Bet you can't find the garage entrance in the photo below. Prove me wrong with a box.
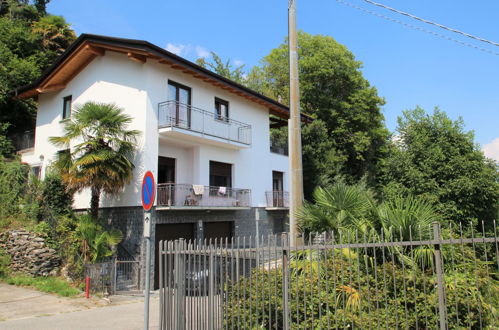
[203,221,233,241]
[154,223,195,289]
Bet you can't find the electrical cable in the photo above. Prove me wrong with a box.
[334,0,499,57]
[363,0,499,48]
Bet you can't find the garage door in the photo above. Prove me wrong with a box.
[154,223,195,289]
[203,221,233,241]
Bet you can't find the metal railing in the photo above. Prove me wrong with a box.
[270,135,288,155]
[157,183,251,208]
[114,258,140,292]
[13,130,35,151]
[158,221,499,329]
[158,100,252,145]
[265,191,289,208]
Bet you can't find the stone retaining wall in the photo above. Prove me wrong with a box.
[0,230,60,277]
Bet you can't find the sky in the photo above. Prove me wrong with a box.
[47,0,499,160]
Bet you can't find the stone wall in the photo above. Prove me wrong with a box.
[0,230,60,277]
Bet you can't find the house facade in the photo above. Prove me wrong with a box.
[16,34,303,287]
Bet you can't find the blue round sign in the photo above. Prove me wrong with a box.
[141,171,155,211]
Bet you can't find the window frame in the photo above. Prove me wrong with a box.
[214,97,229,122]
[62,95,72,120]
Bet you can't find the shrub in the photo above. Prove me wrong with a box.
[225,250,497,329]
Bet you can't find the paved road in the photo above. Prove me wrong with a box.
[0,282,159,329]
[0,296,160,330]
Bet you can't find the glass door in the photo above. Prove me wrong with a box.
[168,81,191,128]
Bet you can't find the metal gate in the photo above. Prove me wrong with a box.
[114,258,140,292]
[158,222,498,330]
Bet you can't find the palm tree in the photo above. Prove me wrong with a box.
[50,102,139,219]
[76,215,123,263]
[297,182,376,234]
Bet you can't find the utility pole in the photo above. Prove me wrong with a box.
[288,0,303,247]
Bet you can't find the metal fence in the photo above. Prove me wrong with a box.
[85,258,140,295]
[84,259,115,295]
[158,100,252,145]
[158,221,498,329]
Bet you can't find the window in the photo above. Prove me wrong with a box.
[62,95,72,120]
[215,98,229,121]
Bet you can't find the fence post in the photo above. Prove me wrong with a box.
[208,242,215,330]
[174,239,186,330]
[433,222,447,330]
[159,240,164,330]
[282,233,290,330]
[113,256,117,295]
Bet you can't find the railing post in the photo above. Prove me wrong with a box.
[208,243,215,330]
[433,222,447,330]
[174,239,186,330]
[168,184,172,206]
[282,233,290,330]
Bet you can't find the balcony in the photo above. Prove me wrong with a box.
[158,101,251,148]
[270,136,288,156]
[13,130,35,152]
[265,191,289,209]
[156,183,251,210]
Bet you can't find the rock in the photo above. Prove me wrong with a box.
[0,230,61,277]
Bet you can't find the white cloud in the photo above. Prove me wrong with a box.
[195,46,210,58]
[483,137,499,162]
[233,59,244,66]
[165,43,190,56]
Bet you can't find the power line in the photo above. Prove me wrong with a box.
[363,0,499,48]
[334,0,499,57]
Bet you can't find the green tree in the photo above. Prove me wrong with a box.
[248,32,389,198]
[378,107,499,226]
[196,51,246,84]
[49,102,139,219]
[0,1,75,142]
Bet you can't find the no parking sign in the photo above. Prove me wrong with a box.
[141,171,155,211]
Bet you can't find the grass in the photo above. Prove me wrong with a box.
[3,275,80,297]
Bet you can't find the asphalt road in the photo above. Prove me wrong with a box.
[0,282,159,330]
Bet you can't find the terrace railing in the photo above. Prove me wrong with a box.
[158,101,252,145]
[265,191,289,208]
[157,183,251,208]
[13,130,35,151]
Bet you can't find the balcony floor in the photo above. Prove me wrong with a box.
[159,127,249,150]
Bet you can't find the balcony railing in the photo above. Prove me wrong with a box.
[13,130,35,151]
[270,135,288,155]
[158,101,252,145]
[265,191,289,208]
[157,183,251,208]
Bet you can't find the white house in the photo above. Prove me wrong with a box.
[15,34,308,287]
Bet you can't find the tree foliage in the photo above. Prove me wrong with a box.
[378,107,499,226]
[196,51,246,84]
[0,0,75,140]
[248,32,389,198]
[50,102,139,219]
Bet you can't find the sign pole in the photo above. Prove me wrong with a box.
[141,171,155,330]
[143,211,151,330]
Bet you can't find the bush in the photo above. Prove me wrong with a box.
[225,250,497,329]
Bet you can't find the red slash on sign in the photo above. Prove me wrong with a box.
[141,171,155,211]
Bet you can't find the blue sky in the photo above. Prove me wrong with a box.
[47,0,499,159]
